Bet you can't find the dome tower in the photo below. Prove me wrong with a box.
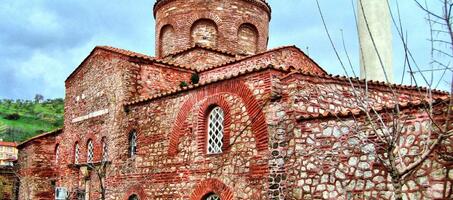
[154,0,271,58]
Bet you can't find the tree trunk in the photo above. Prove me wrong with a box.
[391,175,403,200]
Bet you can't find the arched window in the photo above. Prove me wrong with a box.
[160,24,175,56]
[55,144,60,164]
[238,23,259,55]
[207,107,224,154]
[204,193,221,200]
[191,19,218,47]
[128,194,139,200]
[102,137,108,162]
[87,140,94,163]
[129,131,137,158]
[74,142,80,164]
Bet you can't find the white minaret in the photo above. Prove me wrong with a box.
[357,0,393,82]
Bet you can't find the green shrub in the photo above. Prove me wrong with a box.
[179,81,188,88]
[4,113,20,120]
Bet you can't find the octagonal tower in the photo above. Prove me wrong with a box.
[154,0,271,57]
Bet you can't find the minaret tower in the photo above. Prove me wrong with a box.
[153,0,271,58]
[357,0,393,82]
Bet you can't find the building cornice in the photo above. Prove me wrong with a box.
[153,0,272,20]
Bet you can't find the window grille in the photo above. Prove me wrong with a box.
[74,143,80,164]
[207,107,224,154]
[129,131,137,157]
[87,140,94,163]
[205,194,221,200]
[102,138,108,162]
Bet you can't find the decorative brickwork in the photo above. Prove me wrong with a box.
[155,0,270,57]
[189,179,234,200]
[167,79,269,156]
[196,95,232,155]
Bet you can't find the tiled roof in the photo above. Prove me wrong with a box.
[197,45,328,74]
[162,44,238,58]
[124,64,448,107]
[66,46,196,82]
[0,141,17,147]
[17,128,62,148]
[296,97,449,121]
[283,72,449,95]
[96,46,196,71]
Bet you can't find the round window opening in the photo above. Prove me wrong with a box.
[128,194,139,200]
[205,193,220,200]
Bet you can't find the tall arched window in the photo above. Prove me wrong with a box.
[160,24,175,56]
[55,144,60,164]
[238,23,259,55]
[204,193,221,200]
[87,140,94,163]
[102,137,108,162]
[207,107,224,154]
[74,142,80,164]
[191,19,218,47]
[129,131,137,158]
[128,194,139,200]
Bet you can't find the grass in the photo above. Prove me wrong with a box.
[0,98,64,142]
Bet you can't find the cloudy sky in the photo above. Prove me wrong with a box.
[0,0,450,100]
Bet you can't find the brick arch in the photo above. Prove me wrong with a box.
[233,17,268,53]
[168,80,268,156]
[123,184,146,200]
[196,95,232,155]
[159,24,176,56]
[190,179,234,200]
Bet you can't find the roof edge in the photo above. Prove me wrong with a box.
[17,128,63,148]
[296,98,449,121]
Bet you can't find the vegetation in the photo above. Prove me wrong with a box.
[0,96,64,142]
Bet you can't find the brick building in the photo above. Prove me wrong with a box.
[16,0,452,199]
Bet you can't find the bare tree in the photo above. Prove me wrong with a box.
[314,0,453,199]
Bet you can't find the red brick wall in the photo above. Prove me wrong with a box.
[154,0,270,57]
[137,63,193,98]
[17,132,59,200]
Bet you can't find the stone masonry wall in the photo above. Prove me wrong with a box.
[267,72,451,199]
[154,0,270,57]
[285,112,452,199]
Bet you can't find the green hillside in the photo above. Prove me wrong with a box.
[0,97,64,142]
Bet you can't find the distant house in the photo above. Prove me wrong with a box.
[0,141,17,167]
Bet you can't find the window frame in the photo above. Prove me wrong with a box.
[128,131,137,158]
[102,137,108,162]
[207,106,225,155]
[55,144,60,164]
[204,193,221,200]
[87,139,94,163]
[74,142,80,164]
